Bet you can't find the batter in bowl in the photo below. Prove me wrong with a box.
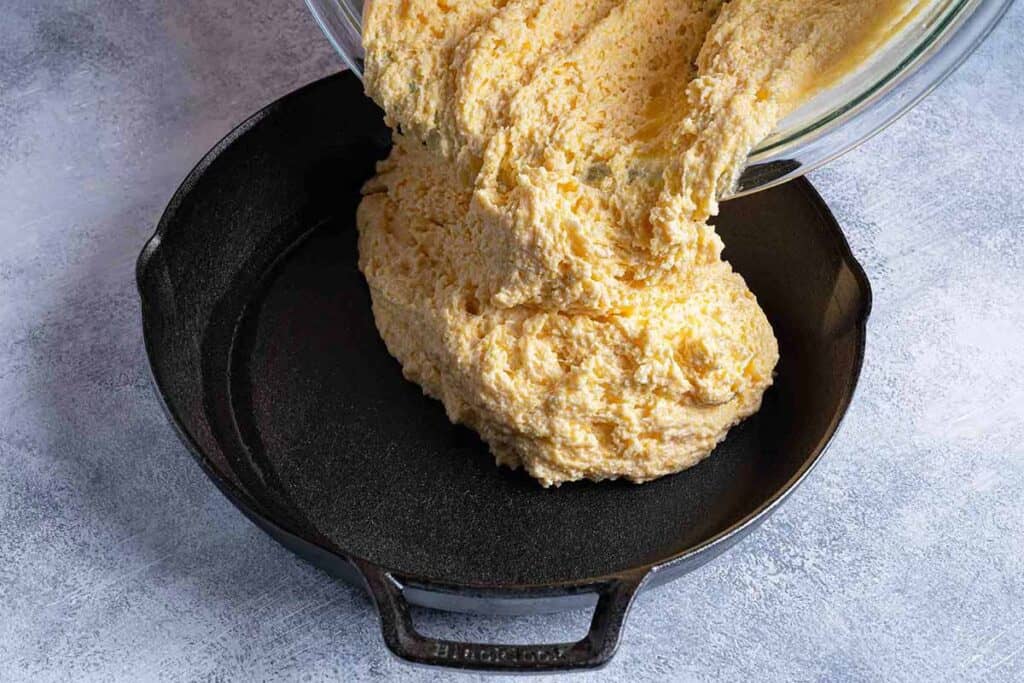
[356,0,915,486]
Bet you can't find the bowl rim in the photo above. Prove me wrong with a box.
[303,0,1014,197]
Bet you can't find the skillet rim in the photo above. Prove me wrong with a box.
[135,71,873,596]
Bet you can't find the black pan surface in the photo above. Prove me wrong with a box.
[137,72,870,671]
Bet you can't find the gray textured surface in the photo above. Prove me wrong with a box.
[1,1,1022,680]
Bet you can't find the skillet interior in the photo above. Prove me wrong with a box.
[138,72,869,589]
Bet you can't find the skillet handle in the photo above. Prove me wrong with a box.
[352,559,650,672]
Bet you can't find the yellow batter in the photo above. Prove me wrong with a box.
[357,0,914,486]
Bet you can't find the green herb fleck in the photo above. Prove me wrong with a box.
[584,163,612,184]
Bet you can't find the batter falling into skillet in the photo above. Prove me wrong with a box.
[354,0,915,486]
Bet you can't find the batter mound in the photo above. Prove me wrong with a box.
[356,0,913,486]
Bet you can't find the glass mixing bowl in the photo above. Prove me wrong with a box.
[305,0,1012,197]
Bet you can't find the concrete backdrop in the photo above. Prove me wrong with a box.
[1,1,1022,680]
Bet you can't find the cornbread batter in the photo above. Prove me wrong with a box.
[357,0,913,486]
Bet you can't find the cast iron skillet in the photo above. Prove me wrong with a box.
[136,72,871,672]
